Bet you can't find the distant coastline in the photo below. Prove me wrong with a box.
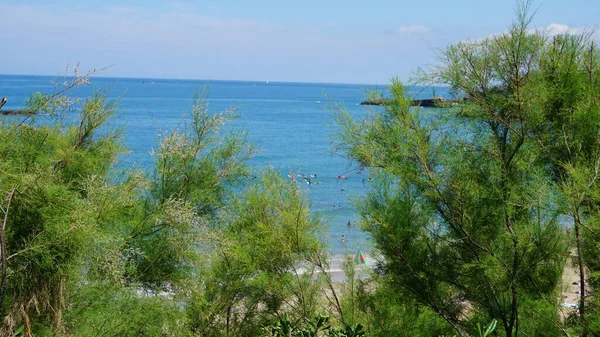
[0,73,392,87]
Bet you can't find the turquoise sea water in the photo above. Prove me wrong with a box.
[0,74,444,254]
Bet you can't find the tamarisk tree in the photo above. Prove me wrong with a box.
[333,3,593,336]
[536,29,600,337]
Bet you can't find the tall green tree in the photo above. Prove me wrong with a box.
[124,89,257,289]
[535,33,600,336]
[334,3,574,336]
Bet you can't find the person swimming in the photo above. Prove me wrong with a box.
[341,235,346,244]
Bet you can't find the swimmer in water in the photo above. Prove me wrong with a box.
[341,235,346,244]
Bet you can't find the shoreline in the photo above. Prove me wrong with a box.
[298,252,378,283]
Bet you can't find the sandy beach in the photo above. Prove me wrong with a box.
[560,251,587,319]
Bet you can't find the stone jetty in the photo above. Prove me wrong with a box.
[360,96,468,107]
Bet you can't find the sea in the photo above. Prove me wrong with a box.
[0,74,443,257]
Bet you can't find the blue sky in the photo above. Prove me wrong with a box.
[1,0,598,84]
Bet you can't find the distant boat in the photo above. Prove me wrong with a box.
[266,80,269,84]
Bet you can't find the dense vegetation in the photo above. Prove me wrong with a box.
[0,81,345,336]
[0,2,598,336]
[334,2,600,337]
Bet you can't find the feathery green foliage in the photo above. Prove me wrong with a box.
[332,2,600,336]
[0,73,329,336]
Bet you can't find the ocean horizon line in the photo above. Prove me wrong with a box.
[0,72,398,88]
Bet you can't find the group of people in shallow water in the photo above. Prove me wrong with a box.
[287,173,320,185]
[285,172,352,197]
[340,220,357,244]
[285,172,357,245]
[286,172,351,184]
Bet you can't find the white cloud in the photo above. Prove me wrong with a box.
[540,23,599,40]
[396,25,431,35]
[544,23,574,35]
[465,23,599,44]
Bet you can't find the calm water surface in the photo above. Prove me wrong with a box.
[0,74,445,254]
